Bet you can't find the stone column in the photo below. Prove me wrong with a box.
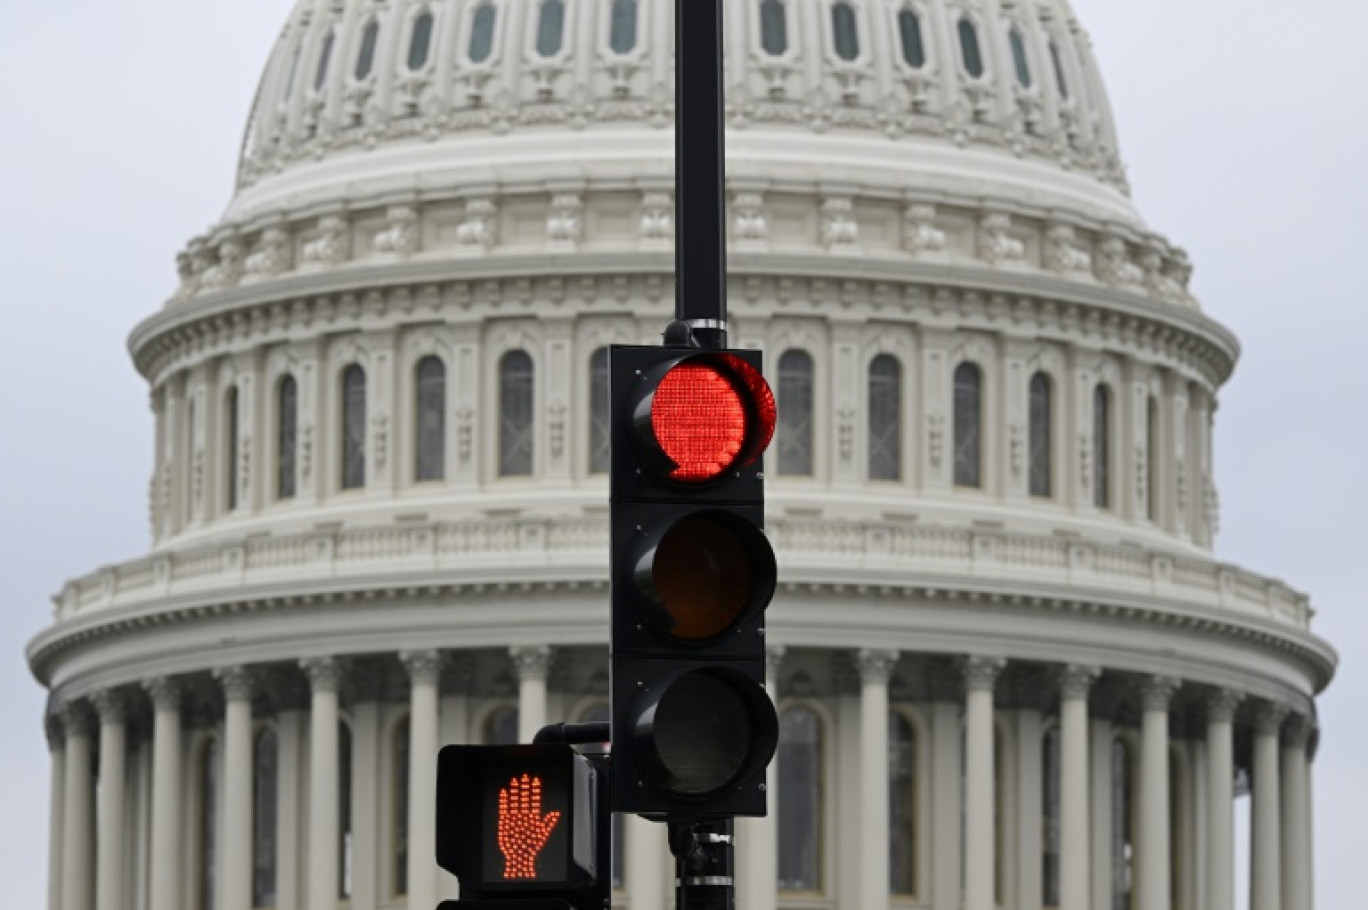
[963,656,1004,910]
[215,667,254,910]
[1204,689,1242,910]
[60,703,95,910]
[1057,666,1098,910]
[858,649,898,910]
[144,678,182,910]
[303,657,343,910]
[92,692,126,910]
[1281,716,1312,910]
[511,646,551,743]
[1250,701,1288,910]
[1089,717,1114,910]
[737,646,782,910]
[625,814,666,910]
[404,650,442,910]
[1136,675,1179,910]
[46,715,66,910]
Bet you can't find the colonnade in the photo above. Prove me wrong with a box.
[45,647,1316,910]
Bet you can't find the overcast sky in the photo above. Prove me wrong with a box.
[1,1,1363,907]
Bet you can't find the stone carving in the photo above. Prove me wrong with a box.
[927,413,946,467]
[856,649,900,684]
[1251,700,1290,735]
[373,415,389,471]
[456,199,497,249]
[300,656,343,693]
[1139,674,1181,711]
[1056,664,1100,700]
[978,214,1025,264]
[1044,224,1092,274]
[1205,688,1244,724]
[904,204,946,255]
[1008,422,1025,477]
[1078,432,1091,490]
[143,677,181,712]
[1203,475,1221,537]
[301,425,315,481]
[199,237,245,290]
[373,206,419,257]
[822,198,859,248]
[243,226,291,280]
[174,248,199,299]
[961,655,1006,692]
[1096,236,1145,288]
[213,666,254,702]
[547,194,583,244]
[639,192,674,243]
[302,215,350,267]
[733,193,768,242]
[401,650,443,687]
[510,645,553,680]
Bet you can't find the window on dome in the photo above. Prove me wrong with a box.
[831,2,859,61]
[485,706,520,745]
[277,376,297,500]
[1093,384,1112,509]
[392,715,410,897]
[252,729,278,909]
[1029,372,1052,498]
[1146,397,1158,521]
[225,385,240,511]
[1009,27,1031,88]
[199,737,218,910]
[469,3,497,63]
[409,11,435,71]
[499,350,534,477]
[341,365,367,491]
[415,356,446,482]
[778,706,822,891]
[898,9,926,69]
[315,31,335,91]
[589,348,610,475]
[958,18,984,78]
[953,362,982,488]
[777,350,814,477]
[889,712,918,896]
[1111,738,1135,910]
[339,721,353,899]
[355,20,380,80]
[760,0,789,56]
[536,0,566,58]
[1050,41,1070,99]
[869,354,902,481]
[1042,726,1061,907]
[609,0,639,55]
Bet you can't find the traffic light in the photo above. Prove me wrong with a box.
[609,345,780,818]
[436,744,609,910]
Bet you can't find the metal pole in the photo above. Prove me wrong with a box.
[671,819,735,910]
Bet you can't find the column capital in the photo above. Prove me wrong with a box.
[45,711,65,748]
[213,666,255,703]
[765,645,787,678]
[143,676,182,712]
[90,689,127,724]
[856,649,900,685]
[1205,687,1245,724]
[961,655,1006,693]
[510,645,552,681]
[1056,664,1100,700]
[300,656,344,693]
[1282,713,1314,749]
[1252,700,1290,736]
[1139,674,1181,712]
[401,650,443,687]
[60,700,95,737]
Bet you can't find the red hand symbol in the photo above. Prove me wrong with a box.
[496,774,561,879]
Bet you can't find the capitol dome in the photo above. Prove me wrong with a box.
[31,3,1334,910]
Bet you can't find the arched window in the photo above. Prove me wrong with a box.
[897,9,926,68]
[589,348,610,474]
[953,363,982,488]
[1009,28,1031,87]
[392,715,411,897]
[578,704,623,888]
[958,18,984,78]
[408,10,435,71]
[536,0,566,57]
[252,729,278,908]
[778,350,814,477]
[277,376,298,500]
[415,356,446,482]
[609,0,639,54]
[1111,738,1135,910]
[339,722,353,899]
[1093,384,1112,509]
[889,712,917,895]
[868,355,901,481]
[199,738,219,910]
[1146,397,1158,521]
[1042,726,1061,907]
[1050,42,1070,99]
[341,365,367,490]
[469,3,497,63]
[485,706,520,745]
[226,385,240,511]
[499,351,534,477]
[355,20,380,80]
[831,2,859,61]
[760,0,789,56]
[778,707,821,890]
[1029,372,1052,497]
[282,41,303,103]
[314,31,335,91]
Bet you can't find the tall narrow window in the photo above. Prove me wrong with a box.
[831,2,859,61]
[536,0,566,57]
[889,712,917,896]
[868,355,902,481]
[1042,727,1061,907]
[409,11,435,70]
[953,363,982,488]
[226,386,240,511]
[499,351,534,477]
[760,0,788,56]
[1146,397,1158,521]
[486,706,520,745]
[393,716,411,896]
[340,722,353,899]
[609,0,638,54]
[355,20,380,80]
[958,18,984,77]
[1029,372,1052,497]
[777,707,821,891]
[898,9,926,68]
[277,376,298,500]
[199,738,219,910]
[589,348,610,474]
[469,3,497,63]
[415,356,446,482]
[1093,384,1111,509]
[1050,41,1070,99]
[315,31,335,91]
[777,350,814,477]
[341,365,367,490]
[1009,28,1031,87]
[252,730,278,909]
[1111,739,1134,910]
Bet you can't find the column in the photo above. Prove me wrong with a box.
[858,649,898,910]
[303,657,343,910]
[624,814,666,910]
[737,646,782,910]
[1057,666,1099,910]
[1089,717,1114,910]
[1281,716,1312,910]
[511,646,551,743]
[275,707,306,910]
[931,697,962,910]
[215,667,254,910]
[963,657,1004,910]
[61,703,95,910]
[1136,676,1180,910]
[145,678,182,910]
[348,696,380,910]
[1204,689,1241,910]
[92,691,127,910]
[46,715,66,910]
[404,650,442,910]
[1250,701,1287,910]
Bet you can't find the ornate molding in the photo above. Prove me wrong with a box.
[401,650,443,687]
[143,677,181,713]
[1205,687,1244,724]
[1252,699,1291,736]
[1057,664,1100,700]
[1139,674,1181,712]
[213,666,254,703]
[961,655,1006,693]
[90,689,126,724]
[300,656,343,694]
[856,648,900,685]
[510,645,553,681]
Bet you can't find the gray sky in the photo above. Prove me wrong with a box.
[1,1,1363,906]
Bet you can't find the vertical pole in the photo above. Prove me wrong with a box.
[672,820,735,910]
